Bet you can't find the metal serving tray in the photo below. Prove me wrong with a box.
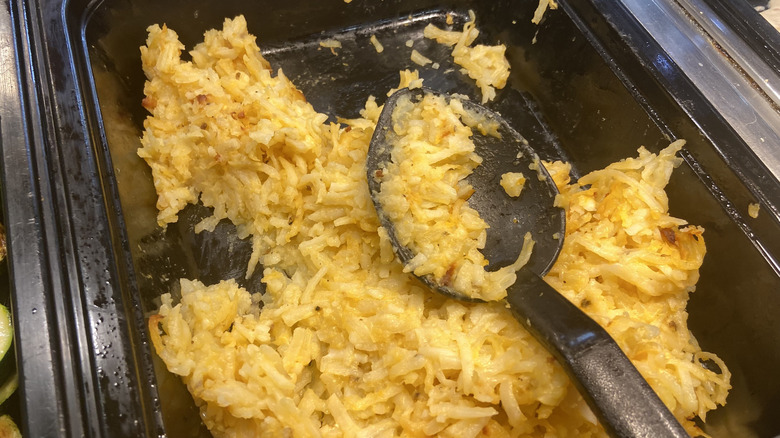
[1,0,778,436]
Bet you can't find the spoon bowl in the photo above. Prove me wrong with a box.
[366,87,565,302]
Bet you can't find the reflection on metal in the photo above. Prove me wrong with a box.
[621,0,780,185]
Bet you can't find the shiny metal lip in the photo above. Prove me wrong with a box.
[619,0,780,186]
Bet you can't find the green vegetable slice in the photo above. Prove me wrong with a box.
[0,305,15,406]
[0,305,11,362]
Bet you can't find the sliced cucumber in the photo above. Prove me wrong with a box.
[0,305,11,362]
[0,374,15,408]
[0,305,14,406]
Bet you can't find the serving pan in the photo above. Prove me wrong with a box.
[1,0,779,436]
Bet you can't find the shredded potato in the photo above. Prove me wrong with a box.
[141,15,730,438]
[320,39,342,49]
[500,172,527,197]
[409,49,433,66]
[544,141,731,428]
[748,202,760,218]
[532,0,559,24]
[369,34,384,53]
[423,11,510,103]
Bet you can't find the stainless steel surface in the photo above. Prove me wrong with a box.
[679,0,780,103]
[620,0,780,185]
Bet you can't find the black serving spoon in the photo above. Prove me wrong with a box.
[366,87,689,438]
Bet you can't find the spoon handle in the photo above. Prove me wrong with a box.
[507,269,690,438]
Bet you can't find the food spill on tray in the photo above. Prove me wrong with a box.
[372,91,534,302]
[748,202,761,218]
[500,172,527,198]
[139,12,730,438]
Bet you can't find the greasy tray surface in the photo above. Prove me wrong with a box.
[43,0,780,435]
